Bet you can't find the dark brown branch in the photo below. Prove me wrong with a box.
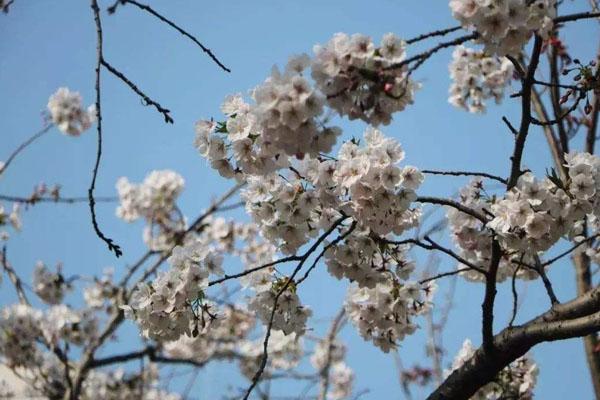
[112,0,230,73]
[531,93,584,126]
[542,234,600,267]
[421,169,507,184]
[0,194,116,205]
[242,217,347,400]
[427,308,600,399]
[296,221,357,286]
[418,267,473,284]
[208,255,302,287]
[527,255,560,305]
[531,86,568,180]
[501,116,518,135]
[405,26,462,45]
[481,239,502,353]
[383,236,487,275]
[386,33,478,71]
[89,0,122,259]
[416,196,487,223]
[509,264,521,327]
[507,35,543,189]
[101,59,174,124]
[90,347,154,368]
[554,11,600,23]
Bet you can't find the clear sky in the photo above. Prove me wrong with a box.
[1,0,599,399]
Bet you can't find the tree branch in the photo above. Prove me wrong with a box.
[111,0,230,73]
[421,169,507,184]
[101,59,174,123]
[89,0,122,259]
[0,124,52,176]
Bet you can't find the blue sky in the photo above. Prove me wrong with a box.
[1,0,599,398]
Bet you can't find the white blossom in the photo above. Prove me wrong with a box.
[47,87,96,136]
[449,0,556,56]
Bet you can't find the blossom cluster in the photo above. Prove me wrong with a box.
[447,179,537,282]
[252,55,337,158]
[449,45,514,113]
[238,330,303,379]
[32,261,68,305]
[195,32,420,181]
[164,305,255,364]
[116,169,186,251]
[125,241,222,341]
[0,303,96,368]
[47,87,96,136]
[312,33,418,126]
[43,304,98,346]
[449,152,600,282]
[247,280,313,336]
[83,365,181,400]
[311,338,354,400]
[241,128,422,256]
[0,202,21,241]
[448,339,538,399]
[325,228,416,288]
[83,267,119,312]
[0,304,43,368]
[489,155,600,252]
[201,123,426,343]
[345,279,434,352]
[449,0,556,56]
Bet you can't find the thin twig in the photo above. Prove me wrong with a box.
[421,169,506,184]
[542,234,600,267]
[418,267,472,284]
[242,217,347,400]
[1,124,52,176]
[416,196,487,223]
[89,0,122,258]
[101,59,174,124]
[405,26,462,45]
[0,194,116,204]
[114,0,230,73]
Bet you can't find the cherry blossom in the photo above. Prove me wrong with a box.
[47,87,96,136]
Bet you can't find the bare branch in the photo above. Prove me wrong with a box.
[89,0,122,258]
[405,26,462,45]
[554,11,600,23]
[111,0,231,73]
[421,169,507,184]
[507,35,543,189]
[0,124,52,176]
[542,234,600,267]
[101,60,174,124]
[481,239,501,352]
[416,196,487,223]
[0,194,116,205]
